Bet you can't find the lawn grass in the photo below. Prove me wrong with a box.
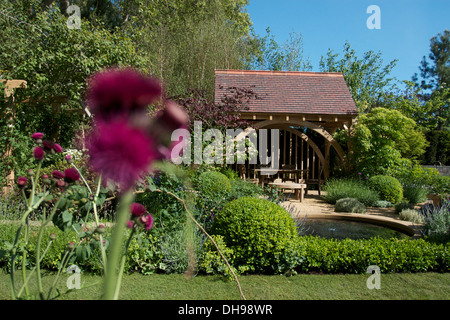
[1,271,449,300]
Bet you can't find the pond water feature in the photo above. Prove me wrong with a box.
[298,218,410,240]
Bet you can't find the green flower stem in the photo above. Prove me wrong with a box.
[113,227,135,300]
[102,190,134,300]
[17,239,53,298]
[92,176,108,273]
[47,248,74,300]
[29,160,43,210]
[36,196,64,300]
[72,163,92,194]
[21,216,30,297]
[73,166,108,274]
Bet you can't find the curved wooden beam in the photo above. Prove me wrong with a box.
[253,119,347,164]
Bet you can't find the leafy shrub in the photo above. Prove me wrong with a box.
[198,171,231,200]
[297,236,449,273]
[402,184,428,205]
[136,170,189,235]
[334,198,366,213]
[399,209,424,224]
[199,234,238,281]
[395,201,415,214]
[125,231,163,275]
[157,227,203,274]
[211,197,303,274]
[368,175,403,204]
[420,201,450,243]
[219,167,239,180]
[229,178,262,200]
[373,200,393,208]
[195,171,233,225]
[322,178,379,206]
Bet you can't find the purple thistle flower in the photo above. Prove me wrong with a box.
[86,68,162,121]
[140,214,153,231]
[31,132,44,140]
[33,147,45,160]
[130,203,146,217]
[52,170,65,180]
[86,120,162,191]
[65,154,72,163]
[17,176,27,188]
[53,143,63,153]
[42,140,55,151]
[64,167,80,183]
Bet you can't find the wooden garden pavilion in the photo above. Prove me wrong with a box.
[214,69,358,189]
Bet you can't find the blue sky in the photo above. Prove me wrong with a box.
[246,0,450,87]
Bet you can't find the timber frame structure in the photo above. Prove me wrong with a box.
[214,69,358,186]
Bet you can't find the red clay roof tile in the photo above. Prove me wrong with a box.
[214,69,358,116]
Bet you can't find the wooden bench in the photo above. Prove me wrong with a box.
[268,182,307,202]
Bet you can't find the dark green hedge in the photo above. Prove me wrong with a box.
[297,236,449,274]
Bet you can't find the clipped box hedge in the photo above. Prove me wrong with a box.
[296,236,449,274]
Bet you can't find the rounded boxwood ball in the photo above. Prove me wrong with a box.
[198,171,231,199]
[211,197,301,273]
[368,175,403,204]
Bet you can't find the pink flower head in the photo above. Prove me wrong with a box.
[86,69,162,121]
[130,203,146,217]
[65,154,72,163]
[18,176,27,188]
[64,167,80,183]
[126,220,135,229]
[33,147,45,160]
[140,214,154,231]
[150,101,189,150]
[52,170,65,180]
[155,101,189,133]
[42,140,55,151]
[31,132,44,140]
[86,120,162,190]
[53,143,63,153]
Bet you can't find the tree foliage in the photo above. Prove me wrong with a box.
[0,0,146,186]
[320,41,398,114]
[245,27,312,72]
[120,0,253,99]
[341,108,428,176]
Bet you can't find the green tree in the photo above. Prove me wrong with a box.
[0,0,147,186]
[121,0,253,98]
[342,108,428,176]
[411,30,450,164]
[245,27,312,72]
[413,30,450,94]
[320,42,398,114]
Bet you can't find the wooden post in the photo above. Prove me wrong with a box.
[1,79,27,194]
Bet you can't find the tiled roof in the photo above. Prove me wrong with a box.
[215,69,358,116]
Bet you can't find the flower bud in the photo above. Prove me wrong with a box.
[31,132,44,140]
[49,233,56,240]
[27,169,34,176]
[52,170,64,180]
[57,180,66,188]
[41,174,51,185]
[95,224,106,234]
[65,154,73,163]
[17,176,27,188]
[67,242,75,250]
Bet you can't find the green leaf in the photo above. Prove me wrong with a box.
[62,210,72,223]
